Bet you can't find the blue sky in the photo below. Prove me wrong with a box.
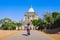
[0,0,60,22]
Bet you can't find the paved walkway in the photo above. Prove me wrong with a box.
[6,30,54,40]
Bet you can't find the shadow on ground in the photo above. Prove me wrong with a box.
[22,34,28,36]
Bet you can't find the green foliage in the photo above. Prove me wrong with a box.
[50,12,60,29]
[31,19,38,27]
[1,22,16,30]
[55,15,60,20]
[0,18,12,24]
[16,22,22,30]
[32,12,60,30]
[44,12,60,29]
[52,12,60,20]
[32,18,45,30]
[0,12,60,30]
[44,13,54,29]
[16,22,22,27]
[44,13,54,24]
[0,18,17,30]
[51,15,60,29]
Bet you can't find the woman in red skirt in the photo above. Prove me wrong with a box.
[27,23,30,35]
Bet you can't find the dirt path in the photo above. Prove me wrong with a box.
[6,30,53,40]
[38,30,60,40]
[0,30,23,40]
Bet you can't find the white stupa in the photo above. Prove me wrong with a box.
[20,6,38,30]
[28,6,35,12]
[16,6,39,30]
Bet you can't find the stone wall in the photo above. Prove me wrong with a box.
[45,28,60,34]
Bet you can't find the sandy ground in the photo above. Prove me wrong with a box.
[0,30,60,40]
[38,30,60,40]
[0,30,23,40]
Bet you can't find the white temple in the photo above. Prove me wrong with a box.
[28,6,35,12]
[16,6,39,30]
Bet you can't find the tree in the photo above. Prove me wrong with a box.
[0,18,17,30]
[44,12,60,29]
[51,12,60,29]
[0,18,12,24]
[51,14,60,29]
[44,13,54,29]
[1,21,16,30]
[16,22,22,30]
[31,18,45,30]
[52,12,60,21]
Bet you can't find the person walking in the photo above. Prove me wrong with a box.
[27,23,30,35]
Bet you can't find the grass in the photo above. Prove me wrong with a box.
[0,30,23,40]
[38,30,60,40]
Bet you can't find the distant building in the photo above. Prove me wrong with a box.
[24,6,38,22]
[16,6,39,30]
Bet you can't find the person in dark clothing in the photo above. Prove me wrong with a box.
[27,23,30,35]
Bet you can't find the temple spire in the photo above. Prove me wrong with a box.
[28,6,34,12]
